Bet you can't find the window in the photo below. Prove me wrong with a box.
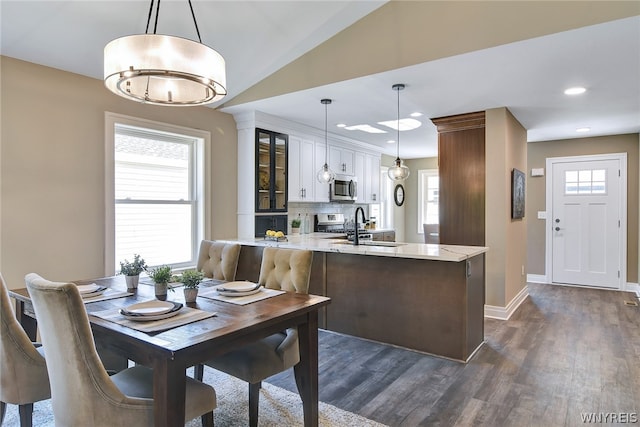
[105,113,210,274]
[565,169,606,195]
[418,169,439,233]
[379,166,394,229]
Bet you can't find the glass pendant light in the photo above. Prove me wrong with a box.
[387,84,410,181]
[316,98,336,184]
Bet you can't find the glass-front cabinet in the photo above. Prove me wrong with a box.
[256,129,288,212]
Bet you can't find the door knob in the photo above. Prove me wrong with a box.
[555,227,561,231]
[555,218,560,223]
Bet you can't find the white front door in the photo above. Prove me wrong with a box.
[550,156,624,289]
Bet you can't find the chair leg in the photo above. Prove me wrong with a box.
[18,403,34,427]
[201,410,214,427]
[1,401,6,425]
[194,364,205,381]
[248,382,261,427]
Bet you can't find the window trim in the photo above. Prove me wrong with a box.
[105,112,211,276]
[417,169,439,234]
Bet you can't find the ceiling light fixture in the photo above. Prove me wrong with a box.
[317,99,336,184]
[387,83,410,181]
[104,0,226,106]
[564,87,586,95]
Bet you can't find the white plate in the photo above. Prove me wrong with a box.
[216,281,259,292]
[81,287,108,299]
[121,309,181,322]
[76,283,101,294]
[217,287,262,297]
[124,300,175,316]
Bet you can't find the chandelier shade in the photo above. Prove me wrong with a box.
[104,34,226,106]
[387,83,410,181]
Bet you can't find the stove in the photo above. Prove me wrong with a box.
[315,213,372,241]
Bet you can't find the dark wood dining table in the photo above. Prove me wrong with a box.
[9,275,331,427]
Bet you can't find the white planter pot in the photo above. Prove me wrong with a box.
[124,275,139,289]
[184,288,198,303]
[291,227,300,235]
[154,283,168,300]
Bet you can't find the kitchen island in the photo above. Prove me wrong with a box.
[225,234,488,362]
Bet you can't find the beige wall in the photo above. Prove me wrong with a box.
[485,108,528,307]
[404,157,439,243]
[226,1,639,107]
[526,133,639,283]
[0,56,238,289]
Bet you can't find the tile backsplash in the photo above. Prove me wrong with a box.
[288,202,371,233]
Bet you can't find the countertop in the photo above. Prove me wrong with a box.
[224,233,488,262]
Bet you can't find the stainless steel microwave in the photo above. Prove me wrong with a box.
[330,174,357,202]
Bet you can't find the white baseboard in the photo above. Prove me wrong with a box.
[526,274,548,284]
[626,282,640,297]
[484,285,529,320]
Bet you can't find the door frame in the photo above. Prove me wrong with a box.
[545,152,627,289]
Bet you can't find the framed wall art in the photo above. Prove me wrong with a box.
[511,168,525,219]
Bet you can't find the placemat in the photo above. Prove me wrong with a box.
[198,286,285,305]
[82,289,133,304]
[91,305,216,333]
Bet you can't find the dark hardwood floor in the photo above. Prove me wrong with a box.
[265,283,640,426]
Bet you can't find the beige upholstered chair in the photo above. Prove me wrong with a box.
[197,240,241,281]
[197,247,313,427]
[24,273,217,427]
[0,274,50,427]
[423,223,440,244]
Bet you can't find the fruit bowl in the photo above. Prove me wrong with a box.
[264,230,287,242]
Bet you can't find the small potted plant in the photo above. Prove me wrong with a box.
[119,254,147,289]
[291,217,301,235]
[149,265,173,301]
[179,269,204,303]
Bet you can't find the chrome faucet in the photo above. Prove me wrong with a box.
[354,207,367,245]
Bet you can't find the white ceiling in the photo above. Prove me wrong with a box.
[2,2,638,159]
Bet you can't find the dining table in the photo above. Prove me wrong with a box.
[9,275,331,427]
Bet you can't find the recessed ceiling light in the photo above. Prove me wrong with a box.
[344,124,387,134]
[564,87,586,95]
[410,112,423,117]
[378,118,422,131]
[387,140,396,144]
[336,123,346,128]
[576,127,591,132]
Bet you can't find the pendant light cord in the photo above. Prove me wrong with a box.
[324,101,329,164]
[145,0,202,43]
[396,84,400,160]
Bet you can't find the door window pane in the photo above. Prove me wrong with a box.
[565,169,607,195]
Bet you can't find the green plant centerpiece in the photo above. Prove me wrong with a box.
[291,217,301,234]
[179,269,204,303]
[149,265,173,301]
[119,254,147,289]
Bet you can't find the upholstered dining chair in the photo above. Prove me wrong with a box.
[24,273,217,427]
[0,273,50,427]
[197,240,242,281]
[197,247,313,427]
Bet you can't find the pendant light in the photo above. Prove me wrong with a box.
[387,83,410,181]
[316,99,336,184]
[104,0,226,106]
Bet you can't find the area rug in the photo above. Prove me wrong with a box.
[2,367,387,427]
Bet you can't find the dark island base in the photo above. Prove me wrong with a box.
[235,245,485,362]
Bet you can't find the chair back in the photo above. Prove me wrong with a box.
[0,274,50,404]
[258,248,313,293]
[25,273,153,426]
[423,223,440,244]
[197,240,241,281]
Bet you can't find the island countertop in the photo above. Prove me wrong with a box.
[223,233,488,262]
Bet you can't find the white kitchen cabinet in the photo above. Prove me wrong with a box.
[355,152,381,203]
[314,142,331,202]
[288,136,315,202]
[329,145,354,175]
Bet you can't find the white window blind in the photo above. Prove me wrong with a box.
[114,124,201,271]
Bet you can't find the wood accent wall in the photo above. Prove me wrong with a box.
[431,111,486,246]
